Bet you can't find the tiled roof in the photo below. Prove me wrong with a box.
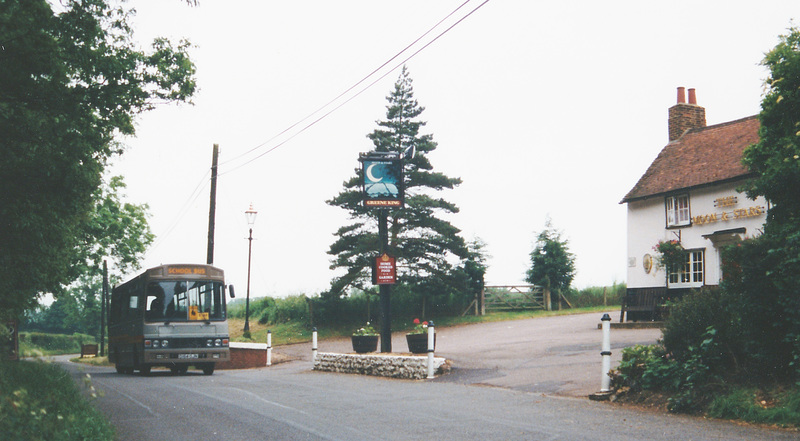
[621,115,760,203]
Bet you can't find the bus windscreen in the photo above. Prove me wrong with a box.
[145,280,225,322]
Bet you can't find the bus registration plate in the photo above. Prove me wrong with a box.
[178,353,199,359]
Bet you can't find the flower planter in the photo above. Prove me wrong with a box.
[351,335,379,353]
[406,333,435,354]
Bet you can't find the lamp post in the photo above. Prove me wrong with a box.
[244,204,258,333]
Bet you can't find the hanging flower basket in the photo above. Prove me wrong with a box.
[653,239,685,270]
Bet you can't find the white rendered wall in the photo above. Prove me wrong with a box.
[626,182,767,289]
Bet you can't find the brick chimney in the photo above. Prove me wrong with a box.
[668,87,706,142]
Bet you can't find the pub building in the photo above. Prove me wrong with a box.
[619,87,768,322]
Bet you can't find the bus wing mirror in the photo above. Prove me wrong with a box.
[228,285,236,298]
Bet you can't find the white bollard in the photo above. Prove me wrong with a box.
[427,321,435,379]
[312,327,318,362]
[267,330,272,366]
[600,313,612,393]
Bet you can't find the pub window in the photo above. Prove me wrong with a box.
[666,194,691,227]
[668,250,704,288]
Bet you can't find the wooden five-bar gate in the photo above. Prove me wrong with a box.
[463,285,558,316]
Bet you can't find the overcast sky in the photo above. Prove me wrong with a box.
[109,1,798,297]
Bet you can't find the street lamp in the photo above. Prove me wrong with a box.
[244,204,257,333]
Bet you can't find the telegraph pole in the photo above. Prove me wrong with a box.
[206,144,219,265]
[100,260,108,357]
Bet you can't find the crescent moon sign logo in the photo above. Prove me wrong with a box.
[366,163,382,183]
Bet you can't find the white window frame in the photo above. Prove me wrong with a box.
[668,249,704,288]
[666,194,691,227]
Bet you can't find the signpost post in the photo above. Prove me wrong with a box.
[359,152,404,353]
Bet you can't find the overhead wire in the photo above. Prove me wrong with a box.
[143,169,210,257]
[218,0,490,176]
[147,0,491,250]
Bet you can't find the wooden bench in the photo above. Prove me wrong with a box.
[619,291,658,322]
[80,344,98,358]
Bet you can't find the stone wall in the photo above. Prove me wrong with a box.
[313,352,450,379]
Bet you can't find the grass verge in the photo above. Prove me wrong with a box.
[0,360,115,441]
[230,306,615,345]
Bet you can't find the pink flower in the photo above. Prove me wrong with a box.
[413,318,420,324]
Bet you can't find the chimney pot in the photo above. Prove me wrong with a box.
[668,87,706,142]
[677,87,686,104]
[688,88,697,105]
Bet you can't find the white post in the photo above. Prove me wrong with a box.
[312,327,318,362]
[426,321,435,379]
[266,330,272,366]
[600,313,612,393]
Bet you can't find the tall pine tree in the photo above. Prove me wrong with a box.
[326,66,468,298]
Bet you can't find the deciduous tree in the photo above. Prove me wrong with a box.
[0,0,196,317]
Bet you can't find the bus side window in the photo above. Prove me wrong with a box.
[146,283,165,320]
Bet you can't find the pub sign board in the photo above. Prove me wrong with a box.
[374,253,397,285]
[359,152,404,208]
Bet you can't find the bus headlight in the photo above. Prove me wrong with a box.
[206,339,213,347]
[153,340,160,348]
[214,339,221,347]
[161,340,169,348]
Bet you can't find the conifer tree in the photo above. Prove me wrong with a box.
[326,67,468,298]
[525,219,576,307]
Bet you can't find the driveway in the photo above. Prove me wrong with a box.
[277,310,661,398]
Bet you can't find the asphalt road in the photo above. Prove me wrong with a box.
[57,311,799,440]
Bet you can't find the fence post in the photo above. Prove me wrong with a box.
[544,288,552,311]
[312,327,318,363]
[427,321,435,379]
[266,330,272,366]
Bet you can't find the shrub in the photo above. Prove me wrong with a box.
[563,283,625,308]
[0,360,115,440]
[612,327,725,413]
[19,333,96,356]
[661,288,743,376]
[258,295,311,326]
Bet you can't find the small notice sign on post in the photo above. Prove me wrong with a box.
[374,253,397,285]
[4,320,18,361]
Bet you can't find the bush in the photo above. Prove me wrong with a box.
[260,295,311,325]
[612,327,725,413]
[708,388,800,427]
[721,235,800,380]
[661,288,744,375]
[19,333,96,356]
[0,360,115,440]
[563,283,625,308]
